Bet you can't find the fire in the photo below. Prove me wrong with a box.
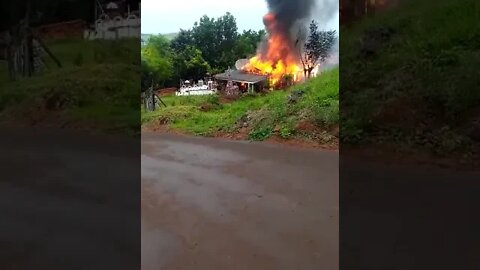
[246,56,302,86]
[242,13,303,87]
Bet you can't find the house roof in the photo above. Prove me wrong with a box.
[214,70,267,83]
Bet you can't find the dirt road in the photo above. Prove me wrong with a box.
[142,133,339,270]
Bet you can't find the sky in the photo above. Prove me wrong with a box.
[141,0,339,34]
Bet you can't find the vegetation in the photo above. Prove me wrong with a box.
[341,0,480,156]
[142,67,338,144]
[141,12,265,90]
[300,21,337,78]
[0,38,140,136]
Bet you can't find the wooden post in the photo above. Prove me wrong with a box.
[156,94,167,107]
[34,34,62,68]
[150,79,155,111]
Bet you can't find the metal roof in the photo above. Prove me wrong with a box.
[214,70,267,84]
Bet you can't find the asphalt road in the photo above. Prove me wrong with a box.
[141,132,339,270]
[3,128,476,270]
[0,128,140,270]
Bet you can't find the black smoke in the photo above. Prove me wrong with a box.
[257,0,338,64]
[265,0,316,34]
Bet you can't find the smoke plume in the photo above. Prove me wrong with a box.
[258,0,338,62]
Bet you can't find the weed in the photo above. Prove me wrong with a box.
[279,126,294,139]
[249,127,272,141]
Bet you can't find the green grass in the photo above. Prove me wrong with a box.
[0,38,140,136]
[44,38,139,69]
[341,0,480,153]
[142,67,339,141]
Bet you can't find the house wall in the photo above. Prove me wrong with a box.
[37,20,87,40]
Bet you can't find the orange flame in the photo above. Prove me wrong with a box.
[242,13,303,87]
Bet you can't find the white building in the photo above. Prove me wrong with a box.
[84,1,140,40]
[176,80,217,96]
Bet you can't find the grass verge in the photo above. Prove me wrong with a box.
[142,67,339,145]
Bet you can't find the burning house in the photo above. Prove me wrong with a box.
[235,0,320,87]
[214,69,268,94]
[213,0,334,90]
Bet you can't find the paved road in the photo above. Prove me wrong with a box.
[341,157,480,270]
[141,133,339,270]
[0,128,140,270]
[2,128,478,270]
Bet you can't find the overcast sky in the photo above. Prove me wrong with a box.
[141,0,339,34]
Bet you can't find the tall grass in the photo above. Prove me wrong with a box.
[341,0,480,147]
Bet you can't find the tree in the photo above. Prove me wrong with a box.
[146,35,172,58]
[234,30,265,59]
[170,29,193,53]
[173,46,210,83]
[215,12,239,68]
[190,12,239,71]
[191,15,218,66]
[141,35,173,89]
[300,21,336,78]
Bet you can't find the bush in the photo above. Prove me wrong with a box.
[249,127,272,141]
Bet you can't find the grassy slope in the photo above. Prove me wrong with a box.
[0,38,140,135]
[143,67,339,143]
[341,0,480,155]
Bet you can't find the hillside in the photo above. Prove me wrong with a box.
[142,67,339,147]
[0,38,140,136]
[141,32,178,43]
[341,0,480,161]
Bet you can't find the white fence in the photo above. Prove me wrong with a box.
[84,14,140,40]
[176,85,217,96]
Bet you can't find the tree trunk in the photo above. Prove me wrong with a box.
[306,67,314,79]
[6,44,15,81]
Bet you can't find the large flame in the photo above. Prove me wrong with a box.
[242,13,303,87]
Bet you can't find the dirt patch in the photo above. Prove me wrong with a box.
[266,135,338,150]
[199,103,215,112]
[142,121,173,133]
[294,121,338,145]
[372,97,423,129]
[219,96,236,104]
[145,120,339,150]
[155,87,177,97]
[214,127,249,141]
[296,121,318,133]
